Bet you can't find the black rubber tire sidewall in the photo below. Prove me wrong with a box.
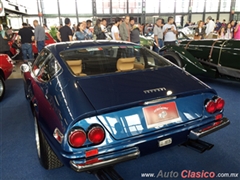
[34,113,63,170]
[0,76,5,102]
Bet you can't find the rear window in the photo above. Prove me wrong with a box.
[60,45,171,76]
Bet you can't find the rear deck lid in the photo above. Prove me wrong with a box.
[77,66,212,114]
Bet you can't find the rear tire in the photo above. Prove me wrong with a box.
[34,113,63,170]
[0,76,5,102]
[163,52,183,67]
[24,81,31,100]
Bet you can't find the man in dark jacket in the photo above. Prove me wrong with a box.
[18,23,34,61]
[129,17,140,44]
[0,24,11,56]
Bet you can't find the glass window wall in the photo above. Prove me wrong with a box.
[146,0,159,13]
[220,0,231,12]
[77,0,92,14]
[129,0,142,13]
[59,0,76,14]
[96,0,111,14]
[176,0,189,13]
[42,0,58,14]
[235,0,240,11]
[160,0,174,13]
[192,0,205,13]
[205,0,219,12]
[112,0,127,14]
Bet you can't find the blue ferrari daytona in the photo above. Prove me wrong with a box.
[20,40,229,174]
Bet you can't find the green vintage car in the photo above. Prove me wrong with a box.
[162,39,240,81]
[140,35,154,49]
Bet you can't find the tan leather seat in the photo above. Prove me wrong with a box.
[66,60,87,76]
[134,62,145,70]
[116,57,135,72]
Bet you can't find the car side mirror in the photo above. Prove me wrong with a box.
[20,64,30,73]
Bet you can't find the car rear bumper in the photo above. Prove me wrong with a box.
[70,147,140,172]
[188,117,230,139]
[67,117,229,172]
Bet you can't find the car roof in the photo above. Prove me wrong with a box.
[47,40,140,53]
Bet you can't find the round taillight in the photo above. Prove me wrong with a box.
[88,126,105,144]
[215,98,225,110]
[205,100,216,114]
[68,129,86,148]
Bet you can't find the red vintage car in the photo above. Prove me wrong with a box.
[8,31,56,59]
[0,54,14,101]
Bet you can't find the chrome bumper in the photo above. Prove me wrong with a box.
[70,148,140,172]
[189,117,230,140]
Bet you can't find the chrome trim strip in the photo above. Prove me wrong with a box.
[189,117,230,140]
[70,150,140,172]
[143,96,177,105]
[54,95,60,106]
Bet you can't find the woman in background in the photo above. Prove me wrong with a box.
[94,19,106,40]
[74,22,88,40]
[234,21,240,40]
[230,20,235,38]
[217,27,226,39]
[225,23,232,39]
[195,20,205,39]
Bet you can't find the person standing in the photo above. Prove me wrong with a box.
[129,17,140,44]
[221,19,226,28]
[74,22,88,40]
[17,23,34,61]
[101,18,107,33]
[215,19,222,32]
[82,20,93,40]
[119,16,131,41]
[225,23,233,39]
[57,18,73,42]
[205,16,215,39]
[111,17,121,41]
[153,18,164,53]
[94,19,106,40]
[72,24,76,33]
[163,17,177,46]
[217,27,226,39]
[0,24,11,56]
[195,20,205,39]
[144,23,149,35]
[234,21,240,40]
[230,20,236,38]
[33,20,45,53]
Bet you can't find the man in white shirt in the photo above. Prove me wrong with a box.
[205,16,215,39]
[153,18,164,53]
[111,17,121,40]
[101,18,107,33]
[82,20,93,39]
[163,16,177,46]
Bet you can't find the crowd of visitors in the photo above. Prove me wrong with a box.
[196,16,240,40]
[1,15,240,62]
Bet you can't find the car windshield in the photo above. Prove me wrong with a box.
[60,45,171,77]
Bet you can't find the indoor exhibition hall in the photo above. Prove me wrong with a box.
[0,0,239,180]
